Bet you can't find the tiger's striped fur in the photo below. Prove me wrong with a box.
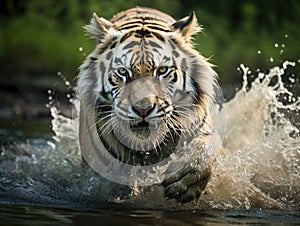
[78,7,222,204]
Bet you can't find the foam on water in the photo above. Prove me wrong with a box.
[0,61,299,210]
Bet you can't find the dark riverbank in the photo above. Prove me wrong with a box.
[0,82,72,120]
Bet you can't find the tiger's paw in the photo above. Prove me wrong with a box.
[162,167,211,204]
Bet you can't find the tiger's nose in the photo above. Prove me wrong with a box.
[132,98,155,117]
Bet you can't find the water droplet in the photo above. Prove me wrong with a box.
[289,77,295,83]
[258,72,264,79]
[79,47,83,52]
[65,81,70,86]
[274,43,279,48]
[269,57,274,62]
[285,34,288,38]
[57,71,62,76]
[257,50,261,54]
[281,44,285,48]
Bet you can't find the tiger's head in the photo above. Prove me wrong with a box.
[78,7,218,166]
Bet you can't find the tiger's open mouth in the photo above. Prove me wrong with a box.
[130,120,149,129]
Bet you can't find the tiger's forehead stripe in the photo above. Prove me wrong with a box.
[110,7,175,25]
[116,20,171,32]
[110,7,175,36]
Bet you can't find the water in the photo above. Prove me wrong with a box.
[1,205,300,225]
[0,61,299,224]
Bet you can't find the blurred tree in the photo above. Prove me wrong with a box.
[0,0,299,97]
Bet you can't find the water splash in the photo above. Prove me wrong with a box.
[203,61,300,210]
[0,61,299,210]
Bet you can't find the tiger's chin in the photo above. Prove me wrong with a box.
[95,115,182,165]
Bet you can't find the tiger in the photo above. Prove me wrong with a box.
[77,7,223,204]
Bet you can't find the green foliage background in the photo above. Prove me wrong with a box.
[1,0,299,96]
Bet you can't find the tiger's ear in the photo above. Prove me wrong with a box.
[84,13,118,43]
[172,12,201,43]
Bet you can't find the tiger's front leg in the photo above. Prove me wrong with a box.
[162,166,212,204]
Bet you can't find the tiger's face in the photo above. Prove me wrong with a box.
[78,7,217,165]
[100,37,198,150]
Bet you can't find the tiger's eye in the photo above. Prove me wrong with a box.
[157,66,168,75]
[117,67,128,76]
